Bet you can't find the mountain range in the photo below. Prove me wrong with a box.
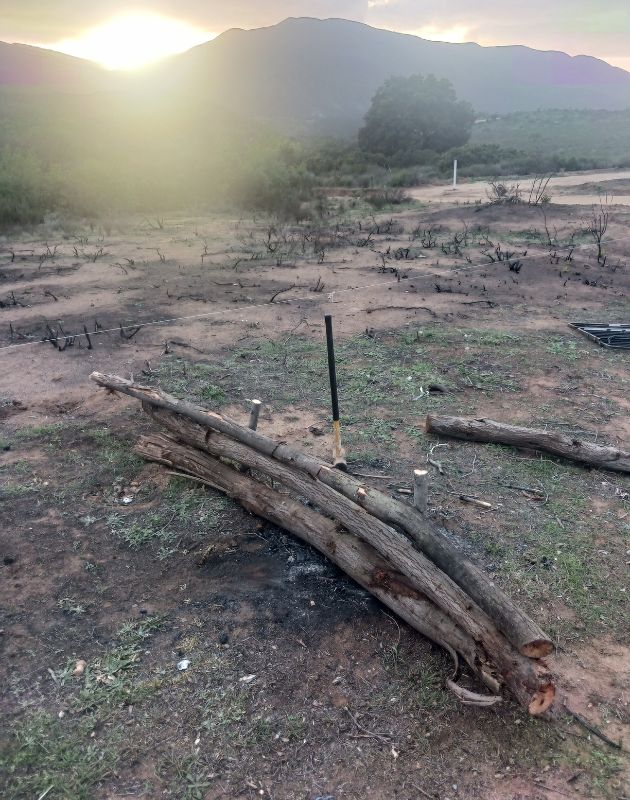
[2,17,630,136]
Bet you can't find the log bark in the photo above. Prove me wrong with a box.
[426,415,630,474]
[142,407,555,715]
[136,433,499,692]
[89,372,553,659]
[136,433,556,712]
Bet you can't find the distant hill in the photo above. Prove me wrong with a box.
[152,17,630,135]
[0,41,111,93]
[1,17,630,135]
[472,109,630,169]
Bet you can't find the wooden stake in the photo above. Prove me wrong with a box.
[413,469,429,515]
[248,399,262,431]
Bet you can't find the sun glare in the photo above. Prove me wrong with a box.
[47,12,215,71]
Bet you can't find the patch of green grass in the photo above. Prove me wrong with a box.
[73,616,167,713]
[0,481,40,499]
[107,510,177,549]
[14,423,64,445]
[106,477,229,555]
[201,685,249,733]
[163,477,230,523]
[86,427,143,474]
[563,739,624,797]
[2,617,166,799]
[57,597,88,617]
[544,338,587,361]
[199,384,225,403]
[347,417,396,445]
[1,711,119,800]
[413,665,453,711]
[463,330,521,347]
[0,459,34,476]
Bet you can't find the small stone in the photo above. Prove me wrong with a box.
[218,632,229,645]
[73,659,87,677]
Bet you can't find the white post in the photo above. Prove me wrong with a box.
[453,159,458,189]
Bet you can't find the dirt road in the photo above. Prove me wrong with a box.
[409,168,630,206]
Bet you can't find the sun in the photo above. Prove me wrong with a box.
[47,12,215,71]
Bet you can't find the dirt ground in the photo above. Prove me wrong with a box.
[409,169,630,207]
[1,178,629,799]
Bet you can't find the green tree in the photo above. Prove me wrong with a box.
[358,74,475,166]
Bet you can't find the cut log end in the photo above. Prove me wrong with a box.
[528,683,556,716]
[521,639,555,659]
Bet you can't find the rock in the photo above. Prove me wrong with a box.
[73,659,87,677]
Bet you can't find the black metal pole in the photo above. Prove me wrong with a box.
[325,314,340,423]
[324,314,346,469]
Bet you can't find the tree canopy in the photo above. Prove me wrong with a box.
[358,74,475,165]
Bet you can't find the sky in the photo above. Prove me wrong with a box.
[1,0,629,71]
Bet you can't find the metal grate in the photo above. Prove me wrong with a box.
[569,322,630,349]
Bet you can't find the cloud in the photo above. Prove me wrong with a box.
[1,0,628,69]
[0,1,365,40]
[362,0,630,66]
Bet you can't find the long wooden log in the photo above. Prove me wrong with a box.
[136,432,502,698]
[90,372,552,659]
[142,406,554,715]
[426,415,630,474]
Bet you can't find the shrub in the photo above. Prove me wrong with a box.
[0,149,62,226]
[364,187,411,209]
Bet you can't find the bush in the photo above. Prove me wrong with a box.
[232,160,317,220]
[0,149,62,226]
[363,187,411,209]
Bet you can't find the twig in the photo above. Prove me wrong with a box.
[350,471,393,480]
[408,783,435,800]
[500,483,545,495]
[460,495,493,510]
[344,708,392,743]
[566,708,623,750]
[427,458,444,474]
[270,284,296,303]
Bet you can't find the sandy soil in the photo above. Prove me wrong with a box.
[1,188,628,411]
[409,169,630,206]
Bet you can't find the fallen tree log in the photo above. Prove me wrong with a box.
[141,407,554,715]
[136,432,556,712]
[90,372,552,659]
[136,433,496,693]
[426,415,630,474]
